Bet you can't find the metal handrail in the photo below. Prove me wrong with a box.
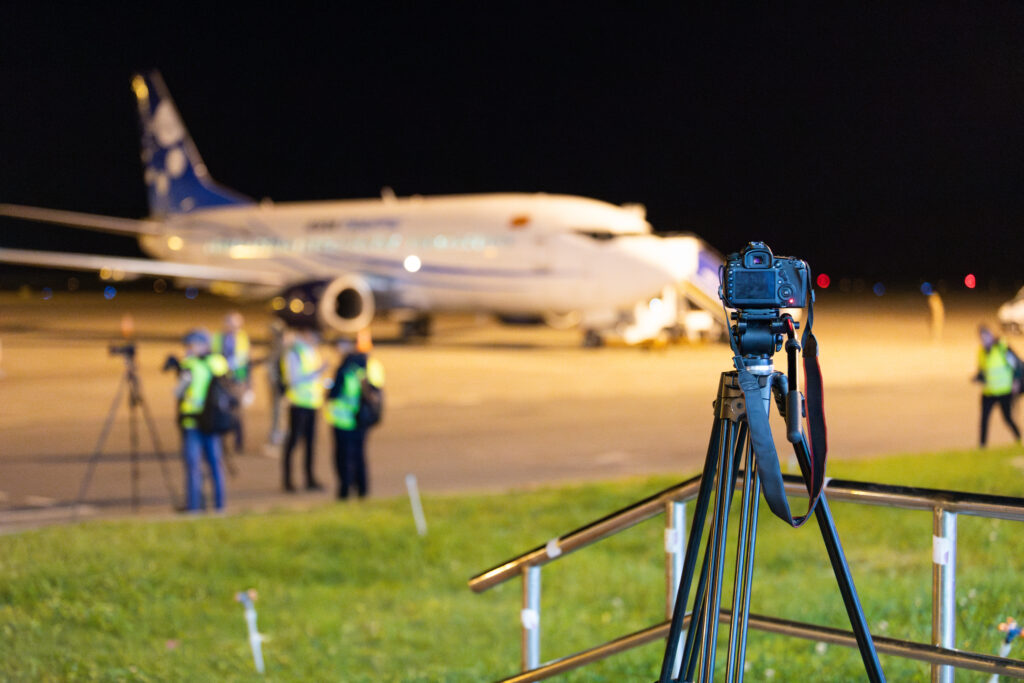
[469,474,1024,593]
[494,613,1024,683]
[469,474,1024,680]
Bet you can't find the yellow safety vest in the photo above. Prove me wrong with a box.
[212,330,251,381]
[325,355,384,430]
[284,341,325,409]
[179,353,229,429]
[979,340,1015,396]
[326,366,365,430]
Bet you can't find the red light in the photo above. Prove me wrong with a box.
[816,273,831,289]
[965,273,977,289]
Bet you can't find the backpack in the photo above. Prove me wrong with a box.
[199,372,240,434]
[356,378,384,428]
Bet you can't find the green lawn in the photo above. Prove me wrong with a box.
[2,446,1023,681]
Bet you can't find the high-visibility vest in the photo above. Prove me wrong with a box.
[326,365,365,430]
[979,340,1016,396]
[366,356,385,388]
[179,353,229,429]
[212,330,251,381]
[284,341,325,409]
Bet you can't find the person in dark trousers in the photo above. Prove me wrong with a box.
[326,330,384,499]
[976,324,1023,447]
[174,329,230,511]
[281,327,327,491]
[212,311,251,453]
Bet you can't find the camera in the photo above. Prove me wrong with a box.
[108,342,136,360]
[722,241,809,310]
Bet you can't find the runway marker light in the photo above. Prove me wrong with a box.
[103,286,117,300]
[965,273,977,289]
[289,298,304,314]
[271,296,286,311]
[404,255,422,273]
[872,282,886,297]
[99,267,112,281]
[167,235,184,251]
[921,282,934,296]
[185,287,199,300]
[816,273,830,289]
[41,287,53,301]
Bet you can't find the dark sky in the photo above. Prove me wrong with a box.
[2,4,1023,284]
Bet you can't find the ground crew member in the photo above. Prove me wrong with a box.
[264,319,288,448]
[281,327,327,491]
[212,311,251,453]
[326,329,384,499]
[176,328,229,511]
[976,324,1022,447]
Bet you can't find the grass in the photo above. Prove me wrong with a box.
[2,446,1024,681]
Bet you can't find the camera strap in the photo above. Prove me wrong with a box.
[727,293,828,528]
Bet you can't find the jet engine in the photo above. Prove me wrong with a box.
[275,274,375,333]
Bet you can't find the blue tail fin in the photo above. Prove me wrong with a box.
[132,71,253,216]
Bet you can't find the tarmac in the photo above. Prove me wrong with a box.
[0,288,1016,532]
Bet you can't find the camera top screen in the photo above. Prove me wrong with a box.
[733,270,775,300]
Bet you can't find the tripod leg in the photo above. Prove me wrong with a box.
[682,422,746,683]
[681,512,716,681]
[134,379,182,509]
[797,437,885,682]
[698,419,739,683]
[659,418,723,683]
[727,436,760,682]
[74,374,129,519]
[129,386,140,513]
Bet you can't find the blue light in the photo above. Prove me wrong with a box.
[103,286,117,300]
[41,287,53,300]
[185,287,198,300]
[920,282,933,296]
[872,282,886,296]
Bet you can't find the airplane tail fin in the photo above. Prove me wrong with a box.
[132,70,253,216]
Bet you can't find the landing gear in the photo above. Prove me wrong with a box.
[400,314,433,342]
[582,329,605,348]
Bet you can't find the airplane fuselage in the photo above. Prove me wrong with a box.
[139,192,682,317]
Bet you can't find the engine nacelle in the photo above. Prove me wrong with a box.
[275,274,375,333]
[318,274,375,333]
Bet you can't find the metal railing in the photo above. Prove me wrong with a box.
[469,473,1024,682]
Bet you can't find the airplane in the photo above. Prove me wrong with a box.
[0,71,724,345]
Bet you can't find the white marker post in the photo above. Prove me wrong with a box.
[235,590,265,674]
[406,474,428,536]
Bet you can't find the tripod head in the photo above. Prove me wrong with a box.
[109,341,140,376]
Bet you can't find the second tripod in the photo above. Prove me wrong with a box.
[658,363,884,682]
[74,344,180,517]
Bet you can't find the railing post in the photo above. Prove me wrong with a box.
[932,507,958,683]
[666,500,686,677]
[522,564,541,670]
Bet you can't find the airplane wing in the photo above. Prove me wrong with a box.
[0,203,163,236]
[0,247,287,287]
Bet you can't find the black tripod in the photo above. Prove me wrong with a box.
[657,356,884,682]
[74,344,180,517]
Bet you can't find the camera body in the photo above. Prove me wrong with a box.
[108,343,136,360]
[722,242,809,310]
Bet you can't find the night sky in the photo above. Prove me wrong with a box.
[2,5,1023,287]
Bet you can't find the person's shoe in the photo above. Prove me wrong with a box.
[306,482,324,492]
[336,491,349,500]
[283,482,296,493]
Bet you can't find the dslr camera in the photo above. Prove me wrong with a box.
[722,241,809,310]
